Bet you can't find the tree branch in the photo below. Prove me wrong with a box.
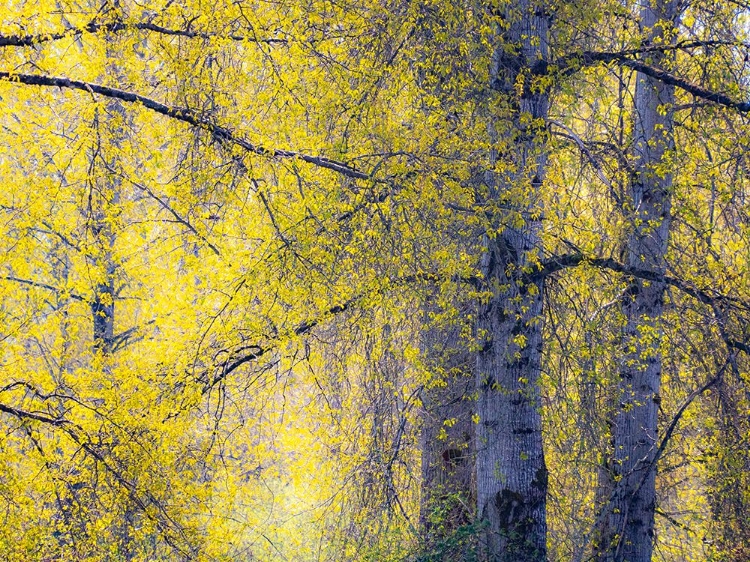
[0,275,85,301]
[549,120,614,189]
[0,396,196,556]
[201,299,355,393]
[538,253,749,314]
[0,402,67,425]
[0,20,286,48]
[550,48,750,113]
[122,175,222,256]
[0,71,370,180]
[639,365,727,494]
[540,253,750,357]
[558,40,750,69]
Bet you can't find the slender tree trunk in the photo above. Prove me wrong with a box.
[420,307,474,551]
[91,215,116,355]
[602,2,676,560]
[475,3,550,561]
[91,32,123,357]
[709,376,750,562]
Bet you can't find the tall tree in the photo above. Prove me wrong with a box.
[599,1,678,560]
[475,1,550,560]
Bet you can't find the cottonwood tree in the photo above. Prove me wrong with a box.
[472,2,551,560]
[541,1,750,560]
[597,1,678,560]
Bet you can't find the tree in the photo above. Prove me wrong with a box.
[473,2,550,560]
[597,1,678,559]
[419,305,475,554]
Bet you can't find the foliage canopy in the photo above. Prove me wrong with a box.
[0,0,748,560]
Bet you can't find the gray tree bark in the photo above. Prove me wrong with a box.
[601,1,677,560]
[90,43,123,357]
[475,3,550,561]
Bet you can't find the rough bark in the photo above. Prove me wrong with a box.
[90,125,118,357]
[600,1,677,560]
[475,3,550,561]
[420,309,475,552]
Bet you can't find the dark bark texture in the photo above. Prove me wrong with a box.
[475,2,550,561]
[420,312,475,552]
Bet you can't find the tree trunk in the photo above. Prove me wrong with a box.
[91,229,116,355]
[602,1,676,560]
[709,376,750,562]
[475,3,550,561]
[90,57,122,357]
[420,308,475,554]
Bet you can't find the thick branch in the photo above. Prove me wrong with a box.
[556,40,750,70]
[539,253,748,311]
[0,402,67,425]
[0,20,286,48]
[605,58,748,112]
[1,275,85,301]
[726,338,750,355]
[550,49,750,113]
[542,254,750,355]
[0,71,370,180]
